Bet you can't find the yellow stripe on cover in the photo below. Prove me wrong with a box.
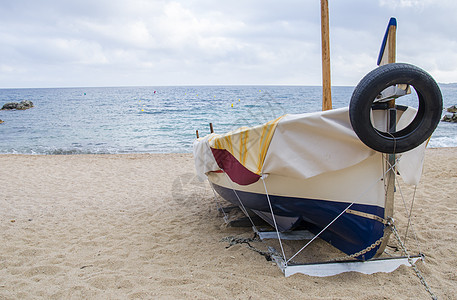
[208,115,284,175]
[256,118,278,174]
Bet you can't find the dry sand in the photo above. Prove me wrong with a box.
[0,148,456,299]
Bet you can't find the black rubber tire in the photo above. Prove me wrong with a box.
[349,63,442,153]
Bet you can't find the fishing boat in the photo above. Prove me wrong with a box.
[193,2,442,270]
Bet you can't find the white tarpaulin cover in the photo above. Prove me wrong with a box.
[193,107,425,186]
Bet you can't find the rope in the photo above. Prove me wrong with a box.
[404,185,417,242]
[209,181,229,223]
[287,202,354,264]
[381,153,397,195]
[221,170,258,232]
[260,175,287,263]
[389,219,437,300]
[286,160,399,264]
[395,177,422,253]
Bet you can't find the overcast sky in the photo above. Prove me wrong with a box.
[0,0,456,88]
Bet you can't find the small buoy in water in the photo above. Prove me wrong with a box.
[231,103,234,108]
[238,99,240,102]
[154,91,156,94]
[141,109,144,112]
[84,93,86,95]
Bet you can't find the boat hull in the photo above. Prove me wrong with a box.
[208,152,389,260]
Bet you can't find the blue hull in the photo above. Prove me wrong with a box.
[212,183,387,260]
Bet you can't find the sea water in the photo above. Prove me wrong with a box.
[0,85,456,155]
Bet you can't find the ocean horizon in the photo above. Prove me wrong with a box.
[1,85,456,155]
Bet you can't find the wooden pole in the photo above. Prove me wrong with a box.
[321,0,332,111]
[387,24,396,64]
[196,130,199,138]
[387,23,397,136]
[209,123,214,133]
[377,20,397,257]
[387,23,397,111]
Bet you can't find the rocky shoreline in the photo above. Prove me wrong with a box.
[442,105,457,123]
[1,100,34,110]
[0,100,34,124]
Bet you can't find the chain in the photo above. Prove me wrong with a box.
[389,219,437,300]
[220,235,260,246]
[332,235,385,262]
[221,235,302,264]
[221,235,273,261]
[222,220,437,300]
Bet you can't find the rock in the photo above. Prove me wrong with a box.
[447,105,457,113]
[16,100,34,110]
[441,106,457,123]
[1,100,34,110]
[1,102,18,110]
[442,113,457,123]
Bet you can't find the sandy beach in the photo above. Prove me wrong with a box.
[0,148,456,299]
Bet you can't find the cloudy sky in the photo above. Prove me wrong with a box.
[0,0,456,88]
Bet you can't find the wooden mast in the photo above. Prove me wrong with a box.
[321,0,332,111]
[386,24,396,64]
[376,19,397,257]
[385,20,397,219]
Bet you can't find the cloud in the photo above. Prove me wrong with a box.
[0,0,455,87]
[379,0,435,10]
